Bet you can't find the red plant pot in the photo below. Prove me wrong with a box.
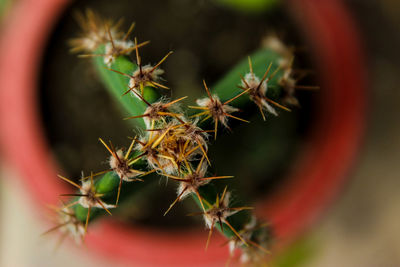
[0,0,366,266]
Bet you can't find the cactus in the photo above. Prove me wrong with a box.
[46,9,310,265]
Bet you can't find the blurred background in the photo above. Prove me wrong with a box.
[1,0,400,266]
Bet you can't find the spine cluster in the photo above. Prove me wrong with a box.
[45,10,312,265]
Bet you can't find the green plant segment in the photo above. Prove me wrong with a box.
[215,0,280,14]
[50,10,301,264]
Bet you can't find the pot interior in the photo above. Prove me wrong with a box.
[39,0,317,229]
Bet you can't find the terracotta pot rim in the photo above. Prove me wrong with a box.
[0,0,366,266]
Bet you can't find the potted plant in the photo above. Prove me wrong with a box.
[0,0,366,266]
